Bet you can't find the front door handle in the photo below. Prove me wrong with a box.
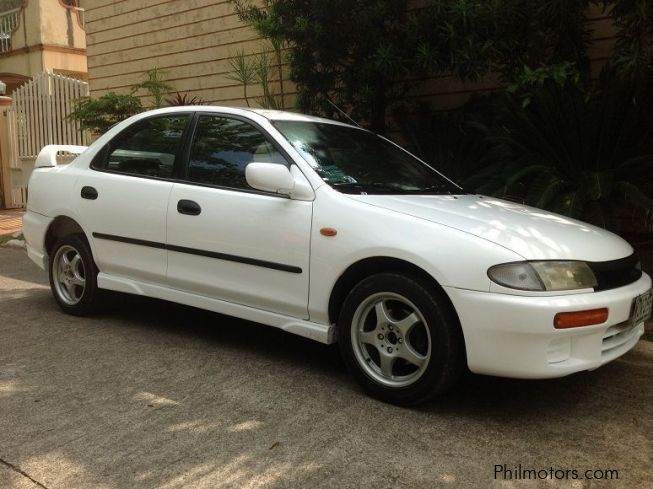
[177,199,201,216]
[81,186,98,200]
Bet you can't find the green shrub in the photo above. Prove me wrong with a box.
[67,67,176,135]
[68,92,143,135]
[467,71,653,232]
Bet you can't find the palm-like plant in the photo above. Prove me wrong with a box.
[136,68,174,109]
[468,71,653,233]
[226,50,257,107]
[165,92,206,106]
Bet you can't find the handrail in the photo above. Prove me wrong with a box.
[59,1,85,29]
[0,7,21,53]
[71,6,85,27]
[0,7,21,17]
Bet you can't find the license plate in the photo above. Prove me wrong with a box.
[631,289,653,326]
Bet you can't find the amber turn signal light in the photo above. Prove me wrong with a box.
[320,227,338,237]
[554,308,608,329]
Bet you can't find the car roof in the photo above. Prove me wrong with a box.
[246,108,352,125]
[152,105,359,128]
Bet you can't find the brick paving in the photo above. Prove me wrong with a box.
[0,209,24,236]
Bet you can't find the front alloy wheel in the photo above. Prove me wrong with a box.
[339,273,465,405]
[351,292,431,388]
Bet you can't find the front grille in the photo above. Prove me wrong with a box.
[588,253,642,291]
[601,321,642,357]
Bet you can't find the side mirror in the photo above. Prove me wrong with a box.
[246,162,295,195]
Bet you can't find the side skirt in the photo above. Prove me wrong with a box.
[97,273,336,344]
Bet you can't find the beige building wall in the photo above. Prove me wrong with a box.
[82,0,289,107]
[0,0,87,92]
[82,1,617,112]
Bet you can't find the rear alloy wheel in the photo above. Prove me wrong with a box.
[339,273,465,405]
[49,234,101,315]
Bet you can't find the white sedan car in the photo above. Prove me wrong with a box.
[24,107,652,404]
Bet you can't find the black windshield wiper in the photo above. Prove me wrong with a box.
[330,182,398,193]
[331,182,462,195]
[403,184,462,195]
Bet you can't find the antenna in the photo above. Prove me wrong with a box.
[325,97,361,128]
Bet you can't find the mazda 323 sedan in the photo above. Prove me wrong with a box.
[23,107,652,404]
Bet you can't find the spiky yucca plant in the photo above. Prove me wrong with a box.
[165,92,206,106]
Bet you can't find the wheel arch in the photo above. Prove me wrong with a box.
[44,215,87,255]
[328,256,461,329]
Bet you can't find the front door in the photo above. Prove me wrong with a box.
[166,114,312,318]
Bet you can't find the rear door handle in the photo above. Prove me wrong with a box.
[81,186,98,200]
[177,199,201,216]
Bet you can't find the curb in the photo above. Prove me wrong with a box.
[3,239,25,249]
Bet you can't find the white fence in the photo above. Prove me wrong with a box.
[4,71,89,206]
[9,71,89,160]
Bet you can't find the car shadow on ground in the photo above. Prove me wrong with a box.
[98,291,644,418]
[100,292,348,378]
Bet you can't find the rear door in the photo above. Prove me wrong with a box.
[75,113,191,284]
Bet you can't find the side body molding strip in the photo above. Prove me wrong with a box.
[92,232,303,274]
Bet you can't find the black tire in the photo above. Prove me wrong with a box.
[338,272,465,405]
[48,234,102,316]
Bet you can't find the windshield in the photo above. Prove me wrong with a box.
[273,121,461,195]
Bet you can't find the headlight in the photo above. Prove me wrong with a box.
[488,261,597,291]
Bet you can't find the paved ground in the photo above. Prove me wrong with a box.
[0,209,23,236]
[1,248,652,489]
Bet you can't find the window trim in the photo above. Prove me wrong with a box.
[90,113,194,182]
[88,111,311,200]
[177,112,295,197]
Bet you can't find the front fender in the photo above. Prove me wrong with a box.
[308,187,522,324]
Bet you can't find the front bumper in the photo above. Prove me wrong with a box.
[445,273,651,379]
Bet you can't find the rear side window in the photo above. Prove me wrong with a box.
[186,115,287,190]
[96,115,190,178]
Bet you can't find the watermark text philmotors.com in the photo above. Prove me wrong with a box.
[494,464,619,481]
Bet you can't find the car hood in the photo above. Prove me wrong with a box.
[347,194,633,261]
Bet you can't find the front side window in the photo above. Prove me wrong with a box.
[186,115,287,189]
[101,115,189,178]
[274,121,461,195]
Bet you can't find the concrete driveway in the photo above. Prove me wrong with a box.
[1,247,651,489]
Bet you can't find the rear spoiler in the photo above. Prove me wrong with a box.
[35,145,88,168]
